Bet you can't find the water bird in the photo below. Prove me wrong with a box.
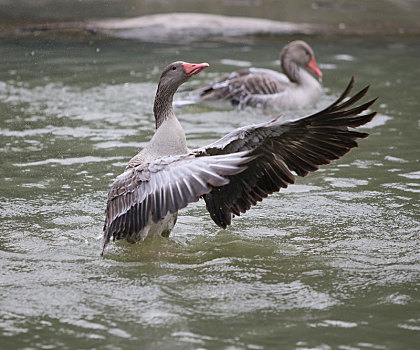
[186,40,323,110]
[102,60,376,255]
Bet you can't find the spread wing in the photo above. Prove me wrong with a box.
[194,78,377,228]
[102,151,251,254]
[199,68,288,106]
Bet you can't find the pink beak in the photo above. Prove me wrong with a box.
[306,56,323,78]
[182,62,209,77]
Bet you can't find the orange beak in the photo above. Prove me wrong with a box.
[182,62,209,77]
[306,56,323,78]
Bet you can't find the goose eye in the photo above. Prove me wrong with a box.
[172,66,176,70]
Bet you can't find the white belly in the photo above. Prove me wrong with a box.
[126,212,178,243]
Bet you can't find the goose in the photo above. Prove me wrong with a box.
[102,60,376,255]
[192,40,323,110]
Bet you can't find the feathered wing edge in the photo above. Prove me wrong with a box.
[198,69,286,107]
[101,151,253,255]
[201,78,377,228]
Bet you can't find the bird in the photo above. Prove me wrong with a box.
[101,60,376,255]
[188,40,323,110]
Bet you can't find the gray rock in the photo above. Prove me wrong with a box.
[88,13,326,42]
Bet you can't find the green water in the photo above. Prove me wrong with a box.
[0,36,419,349]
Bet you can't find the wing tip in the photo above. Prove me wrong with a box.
[101,238,108,256]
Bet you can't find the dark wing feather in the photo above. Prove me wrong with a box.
[102,151,251,254]
[194,78,377,228]
[199,68,286,106]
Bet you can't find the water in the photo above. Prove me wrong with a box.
[0,36,419,350]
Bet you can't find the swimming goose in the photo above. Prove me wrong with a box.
[193,40,322,110]
[102,60,376,255]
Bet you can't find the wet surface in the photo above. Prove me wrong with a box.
[2,0,420,39]
[0,36,419,349]
[1,0,420,34]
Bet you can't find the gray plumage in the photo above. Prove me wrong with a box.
[102,61,376,255]
[196,40,323,110]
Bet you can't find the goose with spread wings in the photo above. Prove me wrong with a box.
[102,60,376,255]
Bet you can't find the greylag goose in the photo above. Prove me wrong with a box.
[192,40,322,110]
[102,61,376,255]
